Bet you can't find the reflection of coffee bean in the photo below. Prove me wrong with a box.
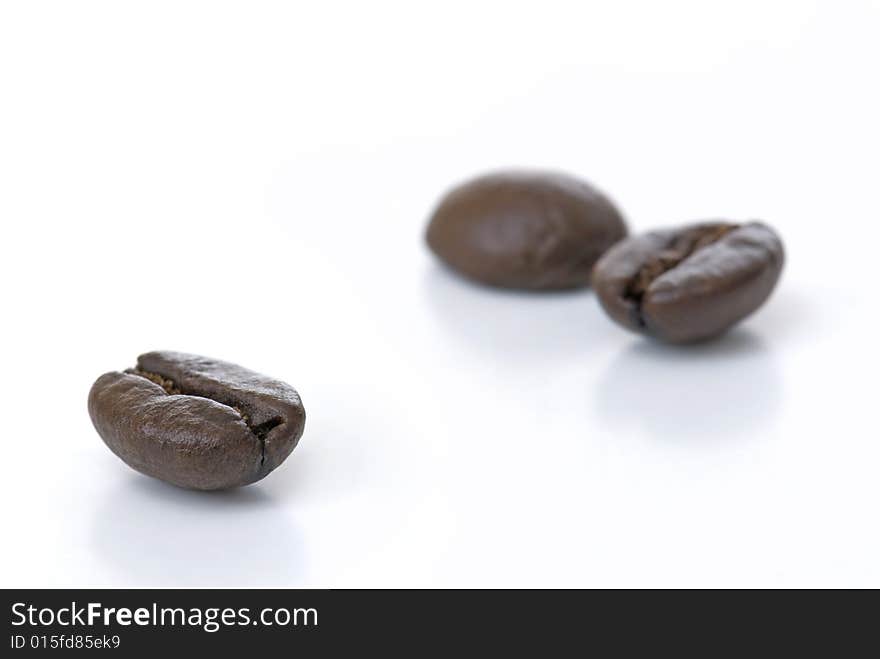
[595,331,781,439]
[592,222,784,343]
[426,170,627,290]
[88,351,306,490]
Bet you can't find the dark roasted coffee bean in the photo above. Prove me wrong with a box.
[88,351,306,490]
[426,170,627,290]
[591,221,784,343]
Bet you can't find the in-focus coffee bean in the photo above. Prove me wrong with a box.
[592,221,784,343]
[426,170,627,290]
[88,351,306,490]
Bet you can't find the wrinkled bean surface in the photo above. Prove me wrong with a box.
[88,351,305,490]
[591,221,784,343]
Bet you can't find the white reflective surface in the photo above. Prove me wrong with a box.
[1,0,877,587]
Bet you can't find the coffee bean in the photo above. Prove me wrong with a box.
[426,170,627,290]
[88,351,305,490]
[592,221,784,343]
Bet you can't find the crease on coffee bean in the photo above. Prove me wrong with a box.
[622,223,737,328]
[127,367,283,468]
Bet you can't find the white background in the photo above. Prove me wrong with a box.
[1,0,877,588]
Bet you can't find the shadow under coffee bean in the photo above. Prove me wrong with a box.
[91,476,306,586]
[88,351,306,490]
[595,329,782,441]
[592,221,785,343]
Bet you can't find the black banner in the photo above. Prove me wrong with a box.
[2,589,876,653]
